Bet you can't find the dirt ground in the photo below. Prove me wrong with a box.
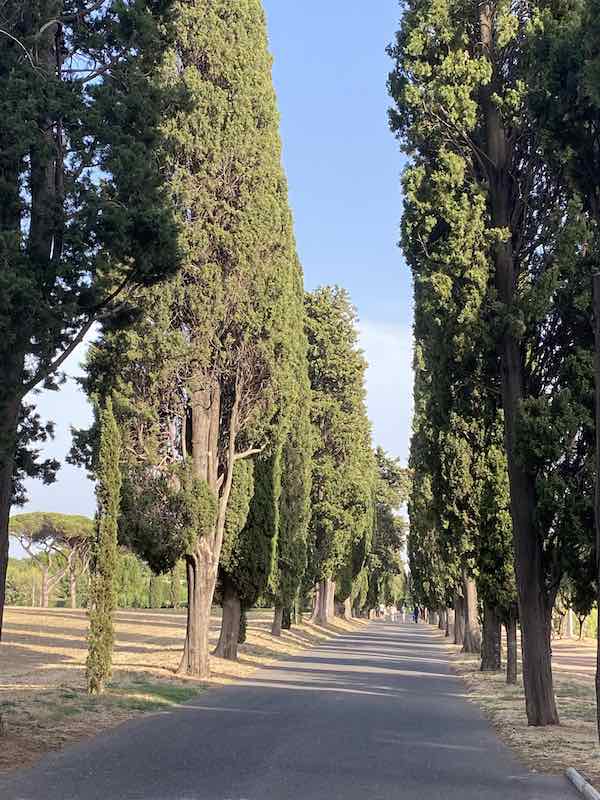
[448,627,600,786]
[0,605,365,774]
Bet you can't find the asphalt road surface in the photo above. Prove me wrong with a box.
[0,622,576,800]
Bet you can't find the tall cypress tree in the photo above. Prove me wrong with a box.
[0,0,179,638]
[87,399,121,695]
[80,0,301,679]
[305,287,375,624]
[214,252,312,654]
[389,0,595,724]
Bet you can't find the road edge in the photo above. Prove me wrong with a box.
[566,767,600,800]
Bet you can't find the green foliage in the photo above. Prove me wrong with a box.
[363,448,408,612]
[0,0,180,493]
[305,287,376,595]
[389,0,596,628]
[9,512,94,544]
[87,400,122,695]
[119,465,217,575]
[77,2,301,613]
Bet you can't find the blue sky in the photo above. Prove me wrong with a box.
[12,1,413,552]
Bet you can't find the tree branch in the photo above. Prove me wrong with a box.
[233,444,266,462]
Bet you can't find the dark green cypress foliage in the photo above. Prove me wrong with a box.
[304,287,376,623]
[86,399,122,695]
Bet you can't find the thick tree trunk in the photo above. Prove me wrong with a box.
[454,593,465,646]
[462,573,481,654]
[343,597,352,621]
[282,606,292,630]
[446,607,454,638]
[272,605,284,637]
[179,552,214,679]
[310,582,321,622]
[478,0,558,727]
[316,579,335,625]
[438,609,446,631]
[481,603,502,672]
[430,610,439,626]
[213,576,241,661]
[506,613,518,685]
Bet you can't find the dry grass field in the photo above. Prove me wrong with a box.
[0,605,365,774]
[449,628,600,786]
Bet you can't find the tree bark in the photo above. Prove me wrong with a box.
[179,381,236,678]
[41,567,50,608]
[272,605,284,637]
[454,593,465,646]
[430,610,439,626]
[179,552,213,679]
[462,573,481,653]
[438,609,446,631]
[282,606,292,630]
[316,579,335,625]
[481,603,502,672]
[343,597,352,621]
[0,394,21,638]
[506,612,518,685]
[69,565,77,609]
[446,607,454,638]
[478,0,559,727]
[310,582,321,622]
[213,576,241,661]
[594,271,600,743]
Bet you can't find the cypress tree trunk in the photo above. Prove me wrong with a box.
[0,393,19,639]
[179,552,213,679]
[272,605,284,636]
[462,573,481,653]
[506,613,518,685]
[327,579,336,620]
[454,593,465,646]
[478,0,558,727]
[446,608,454,638]
[481,603,502,671]
[343,597,352,620]
[238,607,247,644]
[310,582,321,622]
[316,579,335,624]
[213,576,241,661]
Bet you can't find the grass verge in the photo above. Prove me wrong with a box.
[451,636,600,786]
[0,606,366,774]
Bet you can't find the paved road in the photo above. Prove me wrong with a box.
[0,622,576,800]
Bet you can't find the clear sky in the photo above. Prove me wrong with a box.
[13,1,413,553]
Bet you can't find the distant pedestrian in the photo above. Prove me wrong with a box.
[413,607,419,624]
